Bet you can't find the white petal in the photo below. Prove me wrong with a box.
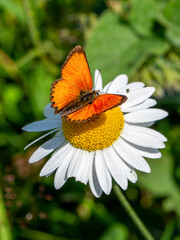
[95,150,112,195]
[127,121,155,127]
[103,147,128,190]
[22,119,62,132]
[67,149,83,178]
[89,158,102,198]
[24,128,59,150]
[29,132,65,163]
[121,162,137,183]
[54,155,73,189]
[129,144,162,159]
[124,124,167,142]
[121,127,165,149]
[44,103,59,119]
[108,74,128,93]
[122,87,155,109]
[45,171,54,177]
[40,142,71,176]
[114,139,151,173]
[126,82,145,91]
[117,88,127,95]
[75,151,94,184]
[121,99,157,113]
[103,82,112,93]
[94,69,103,91]
[124,108,168,123]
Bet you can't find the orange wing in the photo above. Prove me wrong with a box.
[50,46,93,113]
[65,94,127,122]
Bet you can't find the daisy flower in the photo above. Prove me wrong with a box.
[22,70,168,197]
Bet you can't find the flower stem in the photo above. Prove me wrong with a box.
[113,184,154,240]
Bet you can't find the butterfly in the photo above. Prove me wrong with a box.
[50,45,127,122]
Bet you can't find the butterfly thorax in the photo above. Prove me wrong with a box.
[60,90,99,117]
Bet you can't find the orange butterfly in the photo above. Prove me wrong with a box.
[50,45,127,122]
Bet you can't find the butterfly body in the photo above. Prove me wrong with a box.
[50,45,127,122]
[60,90,99,117]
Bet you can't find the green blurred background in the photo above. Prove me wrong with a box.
[0,0,180,239]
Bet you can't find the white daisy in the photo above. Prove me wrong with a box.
[22,70,168,197]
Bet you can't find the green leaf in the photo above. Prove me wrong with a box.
[24,64,54,117]
[161,0,180,47]
[0,0,25,23]
[116,37,169,77]
[163,0,180,27]
[138,149,180,215]
[2,83,23,123]
[86,10,137,84]
[166,28,180,47]
[100,223,129,240]
[129,0,159,36]
[86,10,169,85]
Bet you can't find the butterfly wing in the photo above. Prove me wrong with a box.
[50,46,93,113]
[65,94,127,122]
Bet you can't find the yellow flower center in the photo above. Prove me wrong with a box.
[62,107,124,151]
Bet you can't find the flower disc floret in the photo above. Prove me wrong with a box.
[62,107,124,151]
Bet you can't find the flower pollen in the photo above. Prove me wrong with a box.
[62,107,124,151]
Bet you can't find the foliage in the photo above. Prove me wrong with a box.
[0,0,180,239]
